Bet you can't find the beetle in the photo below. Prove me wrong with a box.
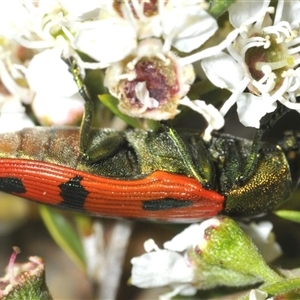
[0,56,297,222]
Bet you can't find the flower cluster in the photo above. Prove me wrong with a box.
[202,0,300,127]
[61,0,228,138]
[0,1,300,134]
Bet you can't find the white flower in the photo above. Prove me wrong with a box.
[201,0,300,128]
[131,219,220,299]
[131,238,196,300]
[104,38,195,120]
[0,0,63,49]
[66,0,218,66]
[26,48,84,126]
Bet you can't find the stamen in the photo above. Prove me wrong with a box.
[252,72,276,93]
[264,22,292,42]
[117,71,136,81]
[219,77,250,116]
[240,40,267,58]
[144,239,160,252]
[288,44,300,55]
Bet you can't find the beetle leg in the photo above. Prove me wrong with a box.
[238,104,290,184]
[61,55,94,159]
[219,138,243,192]
[163,125,210,187]
[62,55,126,163]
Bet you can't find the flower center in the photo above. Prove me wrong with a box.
[244,32,296,94]
[122,56,179,109]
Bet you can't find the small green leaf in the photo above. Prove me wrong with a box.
[274,210,300,223]
[99,94,142,128]
[39,206,86,271]
[208,0,237,18]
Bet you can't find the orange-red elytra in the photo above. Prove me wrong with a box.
[0,158,224,222]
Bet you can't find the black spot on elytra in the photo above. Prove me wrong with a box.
[0,177,26,193]
[58,176,89,211]
[142,199,193,211]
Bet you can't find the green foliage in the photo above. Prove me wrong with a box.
[39,206,86,272]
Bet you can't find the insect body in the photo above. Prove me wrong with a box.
[0,125,293,222]
[0,56,295,222]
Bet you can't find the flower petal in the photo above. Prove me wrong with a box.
[228,0,269,28]
[236,93,277,128]
[163,6,217,52]
[26,48,78,98]
[73,18,137,66]
[131,250,193,288]
[201,52,244,91]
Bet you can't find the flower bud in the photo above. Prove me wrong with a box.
[193,217,283,285]
[0,249,52,299]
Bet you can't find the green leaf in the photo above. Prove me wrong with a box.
[39,206,86,271]
[208,0,237,18]
[274,210,300,223]
[98,94,142,128]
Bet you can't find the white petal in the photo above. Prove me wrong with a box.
[201,52,244,91]
[228,0,269,28]
[26,48,78,98]
[163,6,217,52]
[164,218,221,252]
[163,223,203,252]
[278,1,300,28]
[131,250,193,288]
[236,93,277,128]
[73,19,137,65]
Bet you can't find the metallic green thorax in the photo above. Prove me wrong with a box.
[208,133,292,217]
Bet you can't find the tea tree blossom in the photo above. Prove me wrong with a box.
[104,38,195,120]
[62,0,227,135]
[201,0,300,128]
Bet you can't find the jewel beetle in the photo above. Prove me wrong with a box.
[0,56,297,222]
